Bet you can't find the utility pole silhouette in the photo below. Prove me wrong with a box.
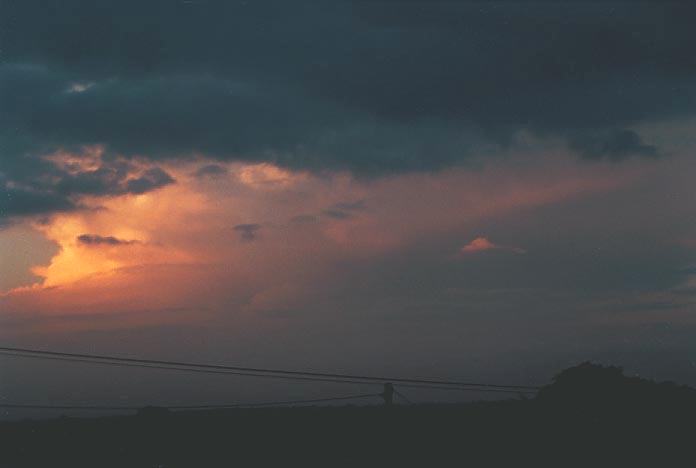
[381,383,394,407]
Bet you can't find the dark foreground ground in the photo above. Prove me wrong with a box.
[2,363,695,467]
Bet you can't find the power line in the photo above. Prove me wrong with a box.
[169,393,382,410]
[0,346,541,391]
[0,351,382,387]
[0,393,382,412]
[0,351,535,394]
[0,404,138,411]
[392,382,537,394]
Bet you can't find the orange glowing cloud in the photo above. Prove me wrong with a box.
[461,237,498,253]
[26,189,194,289]
[237,163,308,189]
[1,151,650,329]
[43,145,104,174]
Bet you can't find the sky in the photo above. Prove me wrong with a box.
[1,0,696,416]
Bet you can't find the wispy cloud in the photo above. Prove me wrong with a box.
[321,199,367,220]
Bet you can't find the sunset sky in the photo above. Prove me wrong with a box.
[2,1,696,414]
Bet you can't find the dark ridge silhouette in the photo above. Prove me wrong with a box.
[538,361,696,414]
[1,363,693,467]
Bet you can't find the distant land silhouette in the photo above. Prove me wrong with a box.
[2,363,694,467]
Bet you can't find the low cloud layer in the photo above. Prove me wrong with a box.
[0,146,175,223]
[3,2,696,223]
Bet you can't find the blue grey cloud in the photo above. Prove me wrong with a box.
[2,1,696,221]
[77,234,138,246]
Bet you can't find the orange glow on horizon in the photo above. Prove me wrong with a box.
[2,153,648,329]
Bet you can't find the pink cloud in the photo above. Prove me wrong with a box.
[461,237,497,253]
[459,237,526,255]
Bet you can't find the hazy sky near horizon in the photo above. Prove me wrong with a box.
[2,1,696,413]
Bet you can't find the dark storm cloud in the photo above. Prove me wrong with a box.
[234,224,261,242]
[2,1,696,219]
[0,66,341,159]
[0,148,175,222]
[0,186,76,221]
[125,168,175,194]
[345,2,696,125]
[54,161,174,197]
[77,234,138,246]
